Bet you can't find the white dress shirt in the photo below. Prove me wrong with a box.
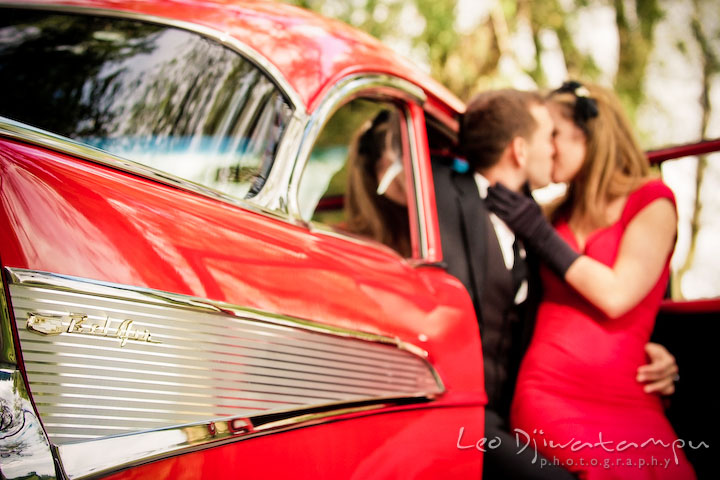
[474,173,528,304]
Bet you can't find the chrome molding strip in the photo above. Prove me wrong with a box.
[0,369,58,480]
[405,110,429,259]
[58,400,391,479]
[0,116,300,224]
[0,274,16,366]
[287,74,427,221]
[6,268,443,477]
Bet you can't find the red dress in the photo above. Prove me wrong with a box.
[510,180,696,479]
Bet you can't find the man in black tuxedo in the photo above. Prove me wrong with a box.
[432,89,678,479]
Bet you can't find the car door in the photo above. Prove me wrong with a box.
[649,138,720,479]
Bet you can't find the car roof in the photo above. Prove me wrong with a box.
[10,0,464,115]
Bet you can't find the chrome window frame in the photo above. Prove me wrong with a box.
[406,108,428,259]
[0,116,297,225]
[287,74,431,259]
[0,1,309,219]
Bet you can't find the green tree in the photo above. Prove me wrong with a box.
[613,0,664,119]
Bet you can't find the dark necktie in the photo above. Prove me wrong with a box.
[511,239,528,304]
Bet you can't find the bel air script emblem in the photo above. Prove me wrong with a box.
[27,313,160,347]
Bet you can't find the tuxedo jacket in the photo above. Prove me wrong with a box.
[432,160,542,418]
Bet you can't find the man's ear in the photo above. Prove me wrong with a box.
[510,136,527,169]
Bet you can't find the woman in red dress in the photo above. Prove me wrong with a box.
[487,82,696,479]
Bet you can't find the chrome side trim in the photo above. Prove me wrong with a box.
[6,268,443,477]
[0,273,16,366]
[287,74,426,221]
[0,369,57,480]
[0,2,305,114]
[57,400,391,479]
[0,116,300,224]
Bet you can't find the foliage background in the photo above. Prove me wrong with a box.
[284,0,719,300]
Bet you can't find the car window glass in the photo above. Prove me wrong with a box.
[0,10,292,199]
[662,152,720,300]
[298,99,413,257]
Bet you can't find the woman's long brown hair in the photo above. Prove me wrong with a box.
[345,110,411,257]
[549,83,651,226]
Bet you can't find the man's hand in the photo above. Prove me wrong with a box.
[637,342,678,395]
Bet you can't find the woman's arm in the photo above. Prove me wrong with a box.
[486,183,677,318]
[565,198,677,318]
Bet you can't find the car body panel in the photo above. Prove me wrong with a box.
[0,136,484,399]
[4,1,716,478]
[650,137,720,477]
[0,114,485,477]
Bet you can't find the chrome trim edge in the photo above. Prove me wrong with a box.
[0,368,58,480]
[0,117,298,224]
[287,74,426,221]
[58,399,415,479]
[251,111,308,213]
[0,272,16,366]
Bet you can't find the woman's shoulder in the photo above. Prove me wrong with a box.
[621,177,676,225]
[634,177,674,196]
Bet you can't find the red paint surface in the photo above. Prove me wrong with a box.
[0,138,484,395]
[647,138,720,164]
[660,297,720,314]
[0,137,486,475]
[0,5,482,477]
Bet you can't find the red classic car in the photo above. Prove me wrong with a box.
[0,1,717,479]
[0,1,485,479]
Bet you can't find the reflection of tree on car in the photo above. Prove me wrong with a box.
[0,10,291,199]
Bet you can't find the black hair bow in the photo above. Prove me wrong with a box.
[554,80,599,126]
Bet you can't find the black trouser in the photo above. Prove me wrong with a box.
[482,409,578,480]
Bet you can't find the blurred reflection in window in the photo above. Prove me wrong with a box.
[298,99,413,257]
[0,10,292,199]
[662,152,720,300]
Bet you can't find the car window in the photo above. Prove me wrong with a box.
[298,99,414,257]
[661,152,720,300]
[0,9,292,199]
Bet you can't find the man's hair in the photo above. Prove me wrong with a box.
[459,89,543,171]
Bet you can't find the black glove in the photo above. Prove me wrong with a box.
[485,183,580,277]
